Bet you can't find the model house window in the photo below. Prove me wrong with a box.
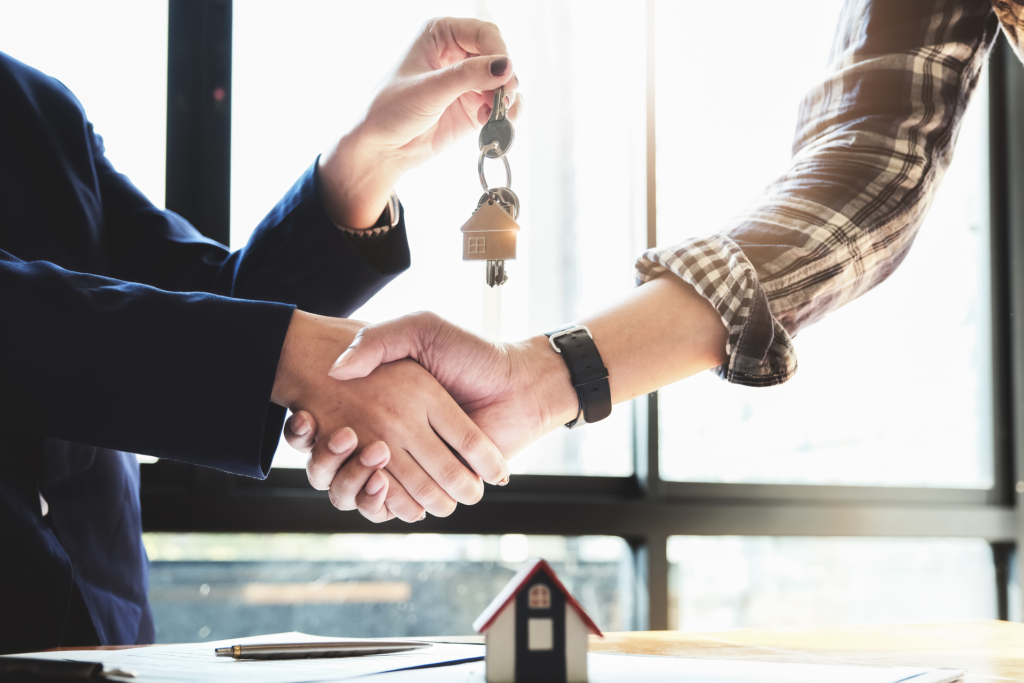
[528,584,551,609]
[527,618,554,651]
[468,237,486,254]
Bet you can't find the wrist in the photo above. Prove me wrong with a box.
[272,310,364,408]
[520,334,580,431]
[319,128,403,229]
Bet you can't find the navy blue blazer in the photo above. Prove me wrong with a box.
[0,52,410,653]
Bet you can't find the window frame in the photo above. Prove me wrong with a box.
[142,0,1024,629]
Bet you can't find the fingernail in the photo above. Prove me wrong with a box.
[490,56,508,77]
[328,428,356,455]
[360,447,388,468]
[497,476,510,487]
[416,512,427,522]
[328,347,356,376]
[365,473,385,496]
[291,414,309,436]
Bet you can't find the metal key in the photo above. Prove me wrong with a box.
[479,85,514,158]
[464,84,519,287]
[476,187,520,220]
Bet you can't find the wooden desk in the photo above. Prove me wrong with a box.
[52,621,1024,681]
[588,621,1024,682]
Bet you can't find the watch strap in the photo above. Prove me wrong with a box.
[544,325,612,429]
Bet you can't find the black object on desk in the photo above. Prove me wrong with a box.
[0,657,134,681]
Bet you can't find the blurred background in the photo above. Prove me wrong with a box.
[0,0,1008,641]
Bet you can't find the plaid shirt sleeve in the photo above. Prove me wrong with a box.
[637,0,1007,387]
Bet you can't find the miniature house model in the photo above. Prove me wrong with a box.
[473,559,602,683]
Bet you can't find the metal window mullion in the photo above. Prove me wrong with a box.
[139,493,1015,539]
[986,37,1018,620]
[999,30,1024,620]
[166,0,232,245]
[988,38,1016,509]
[635,0,661,498]
[628,0,671,632]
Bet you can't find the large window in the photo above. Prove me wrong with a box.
[9,0,1018,638]
[668,536,997,630]
[231,0,642,475]
[0,0,168,205]
[655,0,994,489]
[145,533,630,642]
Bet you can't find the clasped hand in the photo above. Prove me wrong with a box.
[281,312,578,523]
[270,17,540,523]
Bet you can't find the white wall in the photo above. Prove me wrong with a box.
[565,604,589,682]
[485,602,516,683]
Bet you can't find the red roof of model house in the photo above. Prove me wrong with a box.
[472,558,603,636]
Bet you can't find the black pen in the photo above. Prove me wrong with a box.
[214,641,430,660]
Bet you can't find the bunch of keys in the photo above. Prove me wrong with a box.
[460,84,520,287]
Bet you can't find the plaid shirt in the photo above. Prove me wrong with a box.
[637,0,1020,386]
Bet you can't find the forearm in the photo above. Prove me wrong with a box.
[318,129,403,230]
[634,0,996,388]
[523,275,728,427]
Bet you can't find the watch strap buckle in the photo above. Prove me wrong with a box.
[548,325,592,353]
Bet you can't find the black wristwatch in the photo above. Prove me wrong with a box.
[544,325,612,429]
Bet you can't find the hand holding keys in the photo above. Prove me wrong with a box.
[461,85,521,287]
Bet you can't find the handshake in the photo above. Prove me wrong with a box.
[262,14,727,526]
[269,310,583,524]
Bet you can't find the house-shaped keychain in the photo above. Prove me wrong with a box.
[461,194,521,287]
[473,559,602,683]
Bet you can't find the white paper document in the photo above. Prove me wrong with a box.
[5,632,483,682]
[369,652,965,683]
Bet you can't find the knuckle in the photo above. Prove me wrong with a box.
[359,506,386,524]
[410,479,442,506]
[422,17,443,33]
[355,497,379,518]
[462,477,485,505]
[456,429,487,459]
[449,59,471,81]
[457,432,503,480]
[408,310,450,348]
[327,487,351,511]
[349,327,371,348]
[306,455,328,490]
[480,21,501,39]
[386,489,421,520]
[432,498,457,518]
[410,310,438,325]
[440,464,480,502]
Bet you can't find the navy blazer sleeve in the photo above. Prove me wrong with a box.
[97,135,411,315]
[0,52,411,479]
[0,251,295,477]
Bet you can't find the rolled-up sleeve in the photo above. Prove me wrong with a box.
[638,0,1000,386]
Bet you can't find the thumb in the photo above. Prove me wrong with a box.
[417,54,513,109]
[328,311,441,380]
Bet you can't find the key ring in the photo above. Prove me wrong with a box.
[478,141,511,192]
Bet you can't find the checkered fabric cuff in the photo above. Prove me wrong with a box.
[635,234,798,387]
